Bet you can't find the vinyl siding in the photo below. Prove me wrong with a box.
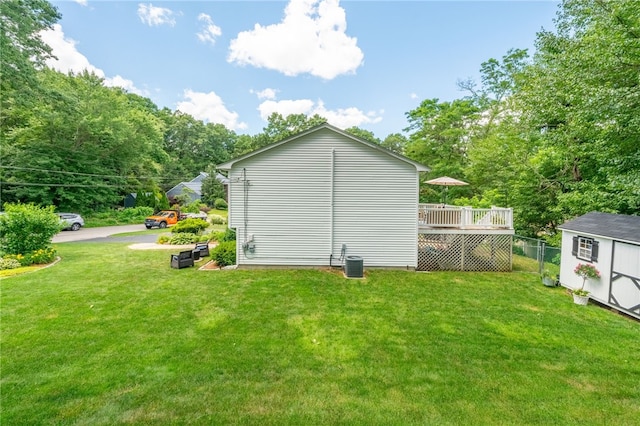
[227,127,419,267]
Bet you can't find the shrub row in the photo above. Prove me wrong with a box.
[0,247,57,270]
[86,207,154,226]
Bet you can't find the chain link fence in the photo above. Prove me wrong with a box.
[513,235,561,276]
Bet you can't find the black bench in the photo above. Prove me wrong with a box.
[170,250,195,269]
[194,241,210,257]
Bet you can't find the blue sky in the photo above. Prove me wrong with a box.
[44,1,559,138]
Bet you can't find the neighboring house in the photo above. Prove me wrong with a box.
[124,193,137,208]
[216,123,430,268]
[558,212,640,320]
[166,172,229,204]
[123,192,153,208]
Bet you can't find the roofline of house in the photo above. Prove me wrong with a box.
[216,123,430,172]
[166,182,187,194]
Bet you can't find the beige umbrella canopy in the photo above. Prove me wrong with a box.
[425,176,469,204]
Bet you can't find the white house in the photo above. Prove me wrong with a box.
[558,212,640,320]
[216,123,429,268]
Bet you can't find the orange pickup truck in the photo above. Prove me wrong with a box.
[144,210,182,229]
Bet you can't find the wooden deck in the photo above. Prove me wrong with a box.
[418,204,513,231]
[417,205,514,271]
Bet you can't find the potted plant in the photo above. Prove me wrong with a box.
[572,263,601,305]
[541,270,556,287]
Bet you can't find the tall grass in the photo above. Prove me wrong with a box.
[2,243,638,425]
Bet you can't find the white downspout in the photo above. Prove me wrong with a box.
[330,148,335,254]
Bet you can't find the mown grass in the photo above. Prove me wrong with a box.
[2,243,639,425]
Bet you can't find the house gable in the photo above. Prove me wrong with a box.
[219,125,428,268]
[217,123,429,173]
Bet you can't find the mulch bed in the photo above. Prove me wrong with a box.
[199,260,221,270]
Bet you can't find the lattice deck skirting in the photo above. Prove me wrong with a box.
[418,233,512,271]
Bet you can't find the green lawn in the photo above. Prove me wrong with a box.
[2,243,639,425]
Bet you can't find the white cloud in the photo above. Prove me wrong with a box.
[39,24,146,96]
[258,99,315,119]
[252,88,278,100]
[176,90,247,130]
[138,3,177,27]
[258,99,382,129]
[41,24,103,76]
[197,13,222,45]
[228,0,363,80]
[410,93,418,100]
[103,75,147,96]
[74,0,88,6]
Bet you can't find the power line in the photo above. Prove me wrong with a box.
[0,165,199,182]
[0,181,124,188]
[0,165,126,179]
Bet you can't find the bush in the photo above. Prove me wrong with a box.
[2,253,28,266]
[0,203,60,255]
[168,233,200,245]
[181,201,208,214]
[119,206,154,221]
[212,241,236,267]
[209,214,226,225]
[25,247,57,265]
[0,257,22,270]
[221,228,236,242]
[157,235,171,245]
[214,198,228,210]
[210,228,236,242]
[84,207,154,227]
[171,218,209,235]
[2,247,57,267]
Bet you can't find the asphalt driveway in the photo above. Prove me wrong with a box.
[52,224,158,244]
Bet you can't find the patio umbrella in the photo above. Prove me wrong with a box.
[424,176,469,204]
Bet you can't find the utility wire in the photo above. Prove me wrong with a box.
[0,182,125,188]
[0,165,198,182]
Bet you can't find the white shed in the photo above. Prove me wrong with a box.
[558,212,640,319]
[216,123,429,268]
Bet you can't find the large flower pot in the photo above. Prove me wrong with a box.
[572,293,589,305]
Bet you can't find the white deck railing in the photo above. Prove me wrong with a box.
[418,204,513,229]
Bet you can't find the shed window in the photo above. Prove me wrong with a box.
[572,236,599,262]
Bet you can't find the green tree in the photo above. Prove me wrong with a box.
[1,70,164,211]
[458,49,537,216]
[404,99,479,202]
[512,0,640,231]
[344,127,381,144]
[158,110,235,190]
[0,0,60,121]
[231,113,327,157]
[201,172,226,206]
[381,133,408,154]
[262,113,327,142]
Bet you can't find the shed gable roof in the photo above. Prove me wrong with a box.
[216,123,430,172]
[559,212,640,244]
